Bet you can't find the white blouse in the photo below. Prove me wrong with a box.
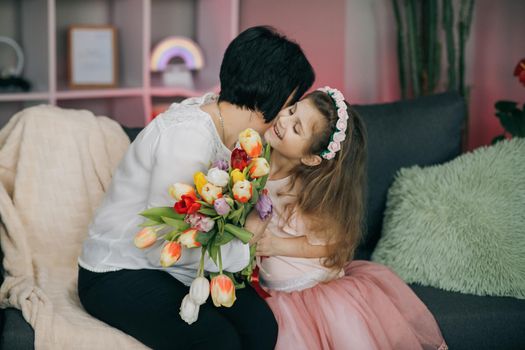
[78,93,250,285]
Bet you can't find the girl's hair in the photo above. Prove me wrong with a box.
[285,90,368,270]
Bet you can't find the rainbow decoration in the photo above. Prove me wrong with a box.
[150,36,204,72]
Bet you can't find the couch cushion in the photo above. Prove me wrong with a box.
[372,138,525,298]
[409,284,525,350]
[0,308,34,350]
[121,126,143,143]
[353,92,465,259]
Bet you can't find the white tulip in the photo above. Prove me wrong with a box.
[206,167,230,187]
[189,276,210,305]
[179,294,200,325]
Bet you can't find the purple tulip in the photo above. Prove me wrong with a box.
[212,159,229,171]
[214,197,231,216]
[255,189,273,220]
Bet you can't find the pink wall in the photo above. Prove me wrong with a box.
[467,0,525,149]
[240,0,346,92]
[240,0,525,150]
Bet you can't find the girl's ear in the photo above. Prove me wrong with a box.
[300,154,322,167]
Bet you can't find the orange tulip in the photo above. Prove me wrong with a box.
[160,241,182,267]
[232,180,252,203]
[133,227,157,249]
[248,158,270,178]
[178,228,201,248]
[210,274,236,307]
[201,183,223,205]
[239,128,263,158]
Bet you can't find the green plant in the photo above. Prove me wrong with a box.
[492,102,525,143]
[392,0,475,99]
[492,58,525,143]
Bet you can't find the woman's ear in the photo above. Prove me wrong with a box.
[300,154,322,167]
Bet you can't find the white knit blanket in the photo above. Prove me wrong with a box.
[0,105,148,349]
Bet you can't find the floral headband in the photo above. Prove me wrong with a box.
[317,86,349,160]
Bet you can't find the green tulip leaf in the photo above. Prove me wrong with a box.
[198,207,218,217]
[196,200,213,208]
[138,219,161,227]
[196,231,212,246]
[224,223,253,244]
[140,207,184,221]
[215,231,235,245]
[249,187,259,205]
[164,230,181,242]
[161,216,190,231]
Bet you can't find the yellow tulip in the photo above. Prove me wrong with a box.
[230,169,246,184]
[193,171,208,196]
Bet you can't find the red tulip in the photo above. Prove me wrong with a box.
[174,194,201,215]
[513,58,525,87]
[231,148,248,171]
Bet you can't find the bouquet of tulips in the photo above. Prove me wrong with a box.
[133,128,272,324]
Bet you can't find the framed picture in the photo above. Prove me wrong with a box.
[68,26,118,88]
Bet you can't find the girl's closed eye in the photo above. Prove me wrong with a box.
[288,103,297,116]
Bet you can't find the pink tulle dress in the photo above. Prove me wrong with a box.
[259,178,448,350]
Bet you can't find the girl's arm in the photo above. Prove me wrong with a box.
[244,209,271,245]
[255,233,330,258]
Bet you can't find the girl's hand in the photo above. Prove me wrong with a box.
[255,232,280,256]
[245,210,271,245]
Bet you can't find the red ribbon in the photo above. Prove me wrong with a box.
[250,265,271,299]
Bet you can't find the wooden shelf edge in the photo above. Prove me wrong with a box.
[0,92,50,102]
[56,88,144,100]
[149,84,220,98]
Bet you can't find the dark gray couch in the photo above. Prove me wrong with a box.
[1,92,524,349]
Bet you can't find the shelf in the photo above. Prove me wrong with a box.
[55,0,144,91]
[0,0,50,92]
[0,0,239,128]
[0,92,51,102]
[149,85,220,98]
[56,88,144,100]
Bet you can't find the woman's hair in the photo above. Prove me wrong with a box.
[219,26,315,122]
[286,90,368,270]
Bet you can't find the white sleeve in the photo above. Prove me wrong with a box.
[89,118,161,233]
[148,121,213,206]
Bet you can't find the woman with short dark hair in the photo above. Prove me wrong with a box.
[77,26,314,350]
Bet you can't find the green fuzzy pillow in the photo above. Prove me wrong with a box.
[372,137,525,299]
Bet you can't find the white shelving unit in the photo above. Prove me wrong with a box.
[0,0,239,127]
